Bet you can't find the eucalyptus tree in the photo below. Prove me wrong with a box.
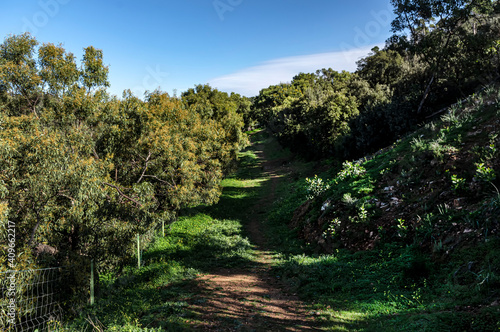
[0,33,41,116]
[390,0,499,111]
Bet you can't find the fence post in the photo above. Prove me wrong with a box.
[90,259,95,305]
[162,220,165,237]
[137,234,141,268]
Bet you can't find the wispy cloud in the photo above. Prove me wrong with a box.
[208,45,380,97]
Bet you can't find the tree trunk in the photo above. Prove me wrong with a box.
[417,73,435,114]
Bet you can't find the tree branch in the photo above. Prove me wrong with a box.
[141,175,176,188]
[136,151,152,183]
[417,73,435,114]
[92,148,100,160]
[28,206,42,247]
[103,182,143,207]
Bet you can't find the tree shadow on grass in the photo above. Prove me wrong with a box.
[182,178,269,227]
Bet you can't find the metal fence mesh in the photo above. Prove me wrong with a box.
[1,268,62,332]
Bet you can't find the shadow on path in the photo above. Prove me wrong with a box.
[187,142,323,331]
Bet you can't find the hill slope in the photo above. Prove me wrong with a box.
[267,84,500,331]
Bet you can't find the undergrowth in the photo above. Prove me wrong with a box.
[266,85,500,331]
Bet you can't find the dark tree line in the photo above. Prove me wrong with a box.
[252,0,500,159]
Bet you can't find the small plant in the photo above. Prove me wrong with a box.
[323,218,341,239]
[450,174,467,192]
[436,204,454,223]
[475,163,496,182]
[441,107,460,126]
[341,192,357,206]
[346,203,369,224]
[433,239,444,253]
[490,182,500,208]
[428,137,458,161]
[377,225,386,239]
[337,161,366,181]
[424,121,437,132]
[410,137,427,152]
[439,126,451,136]
[358,204,369,221]
[379,167,390,175]
[474,95,485,111]
[414,213,437,241]
[473,134,498,162]
[396,218,408,238]
[487,133,498,156]
[305,175,330,200]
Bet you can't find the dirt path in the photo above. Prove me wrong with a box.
[189,145,320,331]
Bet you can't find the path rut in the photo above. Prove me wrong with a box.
[188,145,320,331]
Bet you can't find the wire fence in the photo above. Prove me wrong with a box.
[1,267,62,332]
[0,223,170,331]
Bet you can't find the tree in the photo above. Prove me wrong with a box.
[38,43,79,97]
[252,70,359,158]
[0,35,244,307]
[356,47,404,88]
[181,84,247,171]
[390,0,498,112]
[80,46,109,93]
[0,33,42,116]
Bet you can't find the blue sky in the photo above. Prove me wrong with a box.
[1,0,395,97]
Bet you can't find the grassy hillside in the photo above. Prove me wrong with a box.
[266,84,500,330]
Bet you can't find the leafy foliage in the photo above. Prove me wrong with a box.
[253,70,359,158]
[252,1,500,160]
[0,34,246,311]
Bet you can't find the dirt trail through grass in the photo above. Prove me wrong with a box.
[189,142,320,331]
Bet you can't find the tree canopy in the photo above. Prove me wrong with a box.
[0,34,247,304]
[252,0,500,159]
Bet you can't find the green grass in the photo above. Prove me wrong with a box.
[66,214,255,331]
[269,240,500,331]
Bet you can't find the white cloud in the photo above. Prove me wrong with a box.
[208,45,380,97]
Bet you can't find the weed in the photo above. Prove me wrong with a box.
[475,162,496,182]
[437,203,452,218]
[472,133,498,162]
[410,137,426,152]
[429,138,457,161]
[305,175,330,200]
[323,218,341,239]
[396,219,408,238]
[358,204,369,222]
[411,134,458,161]
[341,192,357,206]
[441,107,460,126]
[337,161,366,180]
[450,173,467,192]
